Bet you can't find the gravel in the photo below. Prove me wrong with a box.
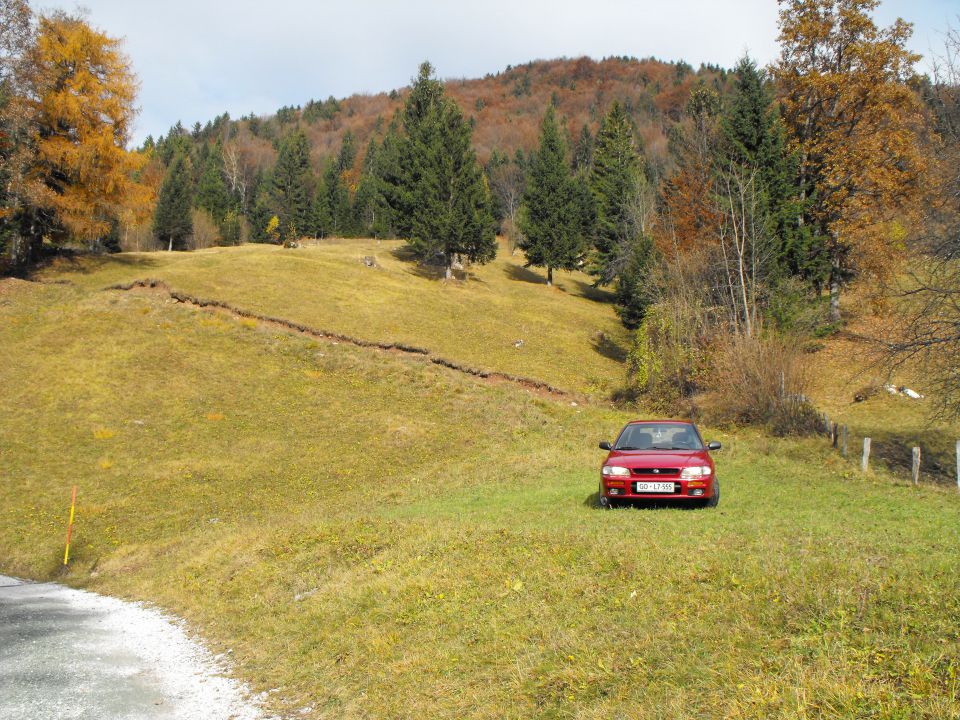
[0,575,267,720]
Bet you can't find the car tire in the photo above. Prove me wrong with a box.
[598,483,615,509]
[705,478,720,508]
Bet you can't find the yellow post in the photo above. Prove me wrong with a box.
[63,485,77,565]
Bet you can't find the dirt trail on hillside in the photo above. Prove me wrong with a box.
[106,278,580,402]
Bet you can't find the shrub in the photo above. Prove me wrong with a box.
[189,209,221,250]
[626,302,710,412]
[702,332,821,435]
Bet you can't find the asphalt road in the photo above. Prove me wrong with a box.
[0,575,263,720]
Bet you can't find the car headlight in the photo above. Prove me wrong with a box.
[680,466,712,479]
[602,465,631,477]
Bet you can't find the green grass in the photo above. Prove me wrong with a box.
[2,250,959,719]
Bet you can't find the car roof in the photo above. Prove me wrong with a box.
[626,419,694,425]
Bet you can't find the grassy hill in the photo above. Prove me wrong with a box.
[43,239,631,396]
[2,242,959,718]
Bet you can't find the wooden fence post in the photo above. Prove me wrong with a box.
[824,413,831,436]
[831,422,839,448]
[956,440,959,493]
[841,425,848,457]
[912,447,921,486]
[862,438,871,473]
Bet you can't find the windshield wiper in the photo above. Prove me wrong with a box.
[616,446,642,450]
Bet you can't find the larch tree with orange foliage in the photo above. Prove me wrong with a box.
[24,10,144,252]
[774,0,927,322]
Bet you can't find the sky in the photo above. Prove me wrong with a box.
[40,0,960,145]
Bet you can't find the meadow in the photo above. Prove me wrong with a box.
[1,242,958,718]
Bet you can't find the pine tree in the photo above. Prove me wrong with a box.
[194,142,230,223]
[588,102,647,284]
[518,107,588,286]
[154,152,193,251]
[311,173,332,238]
[271,128,312,237]
[354,137,391,237]
[387,62,497,278]
[721,56,814,282]
[614,235,655,329]
[572,124,594,173]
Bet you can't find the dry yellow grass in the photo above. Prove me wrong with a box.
[39,238,630,396]
[1,252,958,718]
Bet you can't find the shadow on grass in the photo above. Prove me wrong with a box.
[566,278,616,304]
[592,332,629,363]
[389,246,487,284]
[504,263,548,286]
[29,249,163,278]
[868,427,958,485]
[583,492,708,511]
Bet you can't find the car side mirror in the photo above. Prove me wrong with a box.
[707,441,722,451]
[599,440,612,451]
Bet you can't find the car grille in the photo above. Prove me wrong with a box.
[631,468,681,476]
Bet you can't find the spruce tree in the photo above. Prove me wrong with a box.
[518,107,588,286]
[588,102,648,284]
[572,124,594,173]
[311,173,332,238]
[387,62,496,278]
[354,137,392,237]
[722,56,813,282]
[194,142,230,223]
[271,128,312,237]
[154,152,193,251]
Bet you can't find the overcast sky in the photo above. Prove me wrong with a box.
[40,0,959,144]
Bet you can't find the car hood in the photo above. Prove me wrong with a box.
[605,450,711,467]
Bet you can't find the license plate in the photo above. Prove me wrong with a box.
[635,481,675,493]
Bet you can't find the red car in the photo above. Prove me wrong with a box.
[598,420,721,508]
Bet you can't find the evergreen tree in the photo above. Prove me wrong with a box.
[194,142,230,223]
[386,62,497,278]
[154,152,193,251]
[354,137,392,237]
[572,123,594,173]
[614,236,655,329]
[375,116,412,236]
[722,56,814,282]
[311,173,332,238]
[588,102,647,284]
[518,107,588,286]
[271,128,312,237]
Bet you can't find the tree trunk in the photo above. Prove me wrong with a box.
[168,237,173,252]
[830,268,840,322]
[445,257,453,281]
[546,266,553,286]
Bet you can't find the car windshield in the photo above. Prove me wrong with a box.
[614,423,703,451]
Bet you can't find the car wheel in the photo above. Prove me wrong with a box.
[705,478,720,508]
[598,483,615,509]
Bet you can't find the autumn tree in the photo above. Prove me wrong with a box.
[24,11,144,252]
[518,107,588,286]
[775,0,927,321]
